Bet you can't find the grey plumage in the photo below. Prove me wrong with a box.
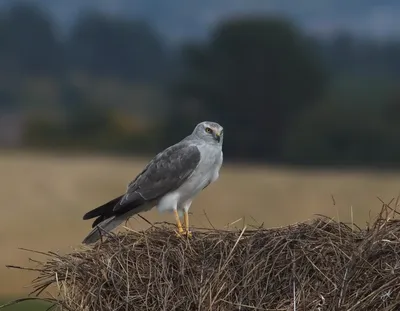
[82,121,224,244]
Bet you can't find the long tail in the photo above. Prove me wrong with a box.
[82,194,148,244]
[82,216,126,244]
[83,195,124,227]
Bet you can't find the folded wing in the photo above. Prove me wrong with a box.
[82,142,201,229]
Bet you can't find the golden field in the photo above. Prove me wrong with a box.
[1,151,400,296]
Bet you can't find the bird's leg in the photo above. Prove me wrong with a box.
[184,210,192,238]
[180,200,193,238]
[174,209,184,236]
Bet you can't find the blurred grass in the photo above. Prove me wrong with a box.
[0,299,50,311]
[2,151,400,297]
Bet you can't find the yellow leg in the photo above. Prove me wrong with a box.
[184,210,192,238]
[174,209,184,236]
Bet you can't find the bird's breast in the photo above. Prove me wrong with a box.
[176,146,222,203]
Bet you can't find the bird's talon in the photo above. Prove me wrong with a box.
[175,228,185,237]
[175,229,193,238]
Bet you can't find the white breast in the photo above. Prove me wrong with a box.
[157,143,223,213]
[178,143,222,202]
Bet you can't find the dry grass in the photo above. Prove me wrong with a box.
[3,204,400,310]
[2,151,400,296]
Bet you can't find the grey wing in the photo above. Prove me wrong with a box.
[113,142,201,214]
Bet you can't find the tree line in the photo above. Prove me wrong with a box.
[1,3,400,166]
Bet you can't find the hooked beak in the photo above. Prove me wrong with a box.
[214,131,221,143]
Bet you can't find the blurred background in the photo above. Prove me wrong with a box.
[2,0,400,309]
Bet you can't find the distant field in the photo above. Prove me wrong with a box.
[1,151,400,297]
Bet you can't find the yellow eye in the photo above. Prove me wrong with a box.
[205,127,212,133]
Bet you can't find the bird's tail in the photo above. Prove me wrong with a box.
[83,195,124,226]
[82,216,126,244]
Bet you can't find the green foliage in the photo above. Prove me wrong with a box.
[0,3,62,75]
[283,103,387,165]
[320,32,400,78]
[2,2,400,166]
[282,79,400,165]
[69,12,167,82]
[24,117,67,148]
[169,17,327,160]
[24,100,164,154]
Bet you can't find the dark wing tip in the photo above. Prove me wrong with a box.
[91,215,105,228]
[82,195,124,221]
[82,212,92,220]
[83,210,98,220]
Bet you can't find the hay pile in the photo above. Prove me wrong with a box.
[4,205,400,310]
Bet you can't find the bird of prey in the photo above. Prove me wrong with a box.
[81,121,224,244]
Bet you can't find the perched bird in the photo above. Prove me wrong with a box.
[82,121,224,244]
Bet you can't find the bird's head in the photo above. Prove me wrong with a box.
[193,121,224,145]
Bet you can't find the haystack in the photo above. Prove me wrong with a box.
[3,204,400,310]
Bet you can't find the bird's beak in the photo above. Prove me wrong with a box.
[214,132,221,142]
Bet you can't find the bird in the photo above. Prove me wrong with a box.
[81,121,224,244]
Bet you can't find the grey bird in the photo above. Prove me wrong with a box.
[82,121,224,244]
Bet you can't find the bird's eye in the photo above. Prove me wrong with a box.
[205,127,212,133]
